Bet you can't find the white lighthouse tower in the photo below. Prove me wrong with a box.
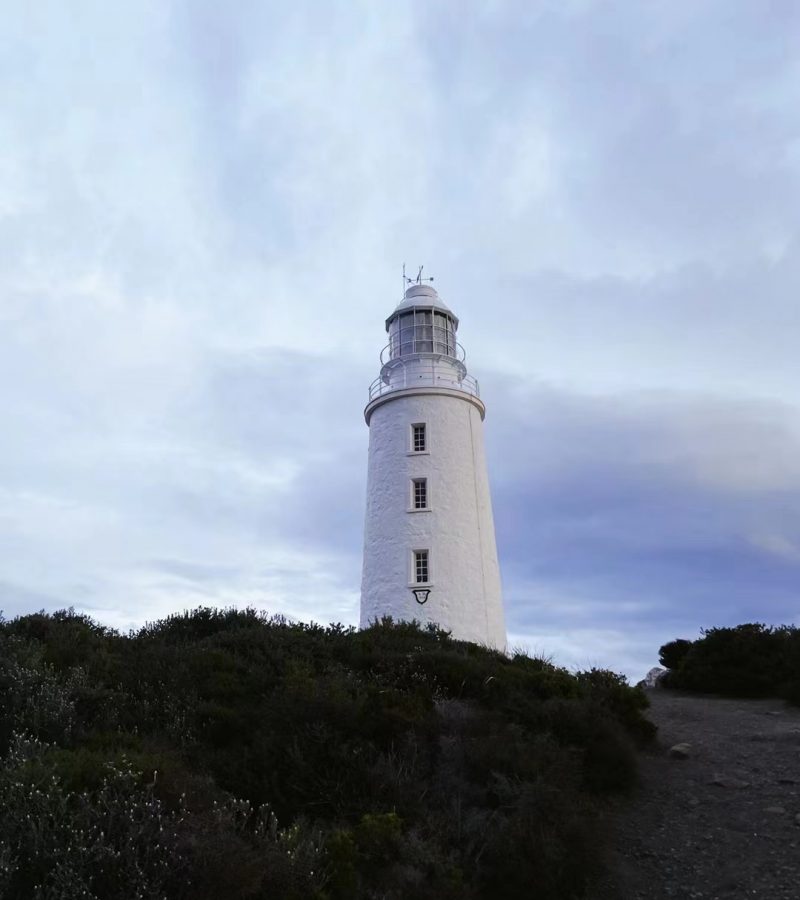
[360,273,506,649]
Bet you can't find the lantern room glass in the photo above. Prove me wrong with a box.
[389,309,456,359]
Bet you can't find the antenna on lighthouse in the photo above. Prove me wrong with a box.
[402,263,435,290]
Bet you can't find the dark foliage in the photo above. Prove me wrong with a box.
[0,607,653,898]
[658,639,693,671]
[659,624,800,704]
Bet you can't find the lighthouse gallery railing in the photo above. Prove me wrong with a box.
[368,353,481,402]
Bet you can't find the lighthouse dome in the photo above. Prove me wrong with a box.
[385,283,459,330]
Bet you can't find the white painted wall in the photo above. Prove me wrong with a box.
[360,388,507,650]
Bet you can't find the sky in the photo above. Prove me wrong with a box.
[1,0,799,679]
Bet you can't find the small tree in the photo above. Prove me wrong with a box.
[658,639,693,670]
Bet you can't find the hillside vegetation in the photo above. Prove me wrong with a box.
[660,623,800,704]
[0,608,654,899]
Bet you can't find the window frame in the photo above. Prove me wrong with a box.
[412,549,431,585]
[411,477,428,511]
[409,422,428,454]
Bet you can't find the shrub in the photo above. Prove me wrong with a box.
[658,638,693,670]
[0,733,185,899]
[659,624,800,703]
[0,607,654,898]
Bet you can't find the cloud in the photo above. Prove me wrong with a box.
[459,239,800,416]
[411,1,800,276]
[0,341,368,628]
[487,383,800,674]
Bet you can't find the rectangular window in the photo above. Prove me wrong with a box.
[415,310,433,352]
[434,312,454,355]
[412,478,428,509]
[412,423,426,452]
[399,312,415,356]
[414,550,429,583]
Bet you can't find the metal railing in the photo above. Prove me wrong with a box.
[380,339,467,366]
[368,358,480,402]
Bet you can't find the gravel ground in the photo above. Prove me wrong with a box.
[591,689,800,900]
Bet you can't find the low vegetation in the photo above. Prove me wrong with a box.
[0,607,654,899]
[659,624,800,705]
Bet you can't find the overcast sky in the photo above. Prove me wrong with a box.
[2,1,799,678]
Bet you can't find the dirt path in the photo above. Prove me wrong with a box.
[592,690,800,900]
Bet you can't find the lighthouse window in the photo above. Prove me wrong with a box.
[399,313,415,356]
[411,423,426,452]
[434,312,455,356]
[412,478,428,509]
[414,550,429,583]
[389,308,455,358]
[414,309,434,352]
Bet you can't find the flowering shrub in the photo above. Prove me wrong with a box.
[0,639,85,751]
[0,733,182,898]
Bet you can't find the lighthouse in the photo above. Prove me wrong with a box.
[360,274,507,649]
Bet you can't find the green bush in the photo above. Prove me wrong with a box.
[659,624,800,703]
[0,608,654,899]
[658,639,693,670]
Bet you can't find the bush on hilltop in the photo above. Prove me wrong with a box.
[658,638,693,671]
[659,624,800,704]
[0,607,654,899]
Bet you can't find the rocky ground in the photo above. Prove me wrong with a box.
[591,689,800,900]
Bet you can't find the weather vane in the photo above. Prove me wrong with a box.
[402,263,434,295]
